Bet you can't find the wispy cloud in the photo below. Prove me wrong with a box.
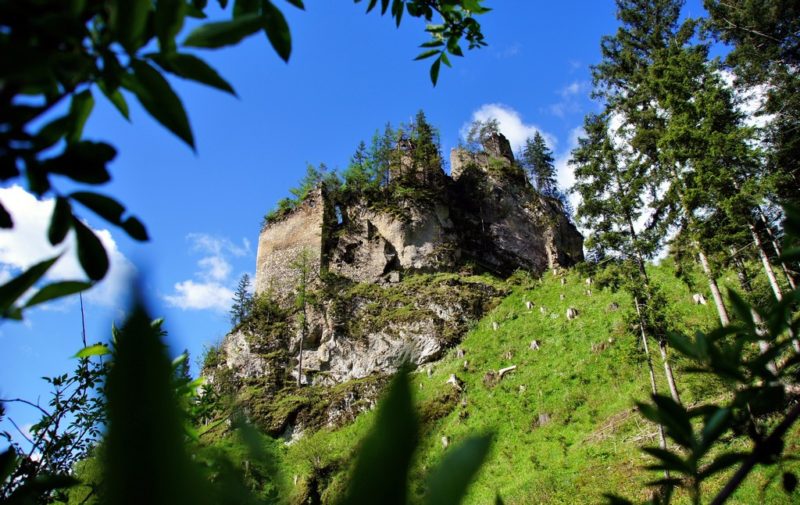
[548,80,589,118]
[163,233,251,313]
[462,103,556,152]
[0,185,135,308]
[494,43,522,59]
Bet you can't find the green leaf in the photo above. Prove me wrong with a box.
[67,90,94,144]
[72,217,109,281]
[35,116,71,150]
[642,447,693,474]
[70,191,125,225]
[155,0,187,52]
[651,395,694,449]
[414,49,440,61]
[667,331,698,359]
[602,494,635,505]
[430,57,442,86]
[98,81,131,121]
[340,368,417,505]
[0,448,18,486]
[122,216,149,241]
[424,435,493,505]
[48,197,73,246]
[0,202,11,228]
[234,0,259,17]
[73,343,111,358]
[440,51,452,67]
[700,407,731,450]
[262,1,292,62]
[698,452,746,480]
[783,472,798,494]
[25,281,92,309]
[125,60,195,149]
[0,256,59,316]
[104,291,210,505]
[109,0,151,52]
[727,289,754,331]
[43,141,116,184]
[183,13,263,48]
[420,40,444,48]
[284,0,304,9]
[149,53,236,95]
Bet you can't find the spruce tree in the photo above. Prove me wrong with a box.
[410,110,443,179]
[520,132,557,196]
[571,112,674,455]
[230,274,253,327]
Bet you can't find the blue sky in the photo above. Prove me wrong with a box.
[0,0,709,442]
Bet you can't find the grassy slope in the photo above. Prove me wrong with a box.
[257,265,799,504]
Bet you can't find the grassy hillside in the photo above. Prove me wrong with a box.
[206,264,798,504]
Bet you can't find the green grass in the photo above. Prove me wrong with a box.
[211,264,799,504]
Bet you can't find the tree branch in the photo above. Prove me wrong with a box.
[710,401,800,505]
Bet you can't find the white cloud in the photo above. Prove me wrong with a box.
[0,185,135,308]
[462,103,556,152]
[187,233,250,257]
[495,43,521,59]
[198,256,231,282]
[555,126,585,216]
[548,81,589,118]
[163,233,252,313]
[163,280,234,312]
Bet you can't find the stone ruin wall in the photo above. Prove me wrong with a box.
[254,188,328,301]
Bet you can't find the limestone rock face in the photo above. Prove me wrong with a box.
[450,160,583,276]
[328,200,459,283]
[294,277,504,385]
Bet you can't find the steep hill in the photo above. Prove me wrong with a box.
[201,264,798,504]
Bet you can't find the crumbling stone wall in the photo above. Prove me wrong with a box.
[254,188,330,300]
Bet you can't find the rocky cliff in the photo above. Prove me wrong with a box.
[205,131,583,436]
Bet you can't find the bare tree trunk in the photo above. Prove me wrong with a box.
[756,206,797,289]
[625,214,683,406]
[748,224,800,353]
[697,247,730,327]
[750,223,785,301]
[733,253,779,376]
[634,296,669,466]
[656,340,682,405]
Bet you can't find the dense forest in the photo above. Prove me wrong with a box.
[1,0,800,504]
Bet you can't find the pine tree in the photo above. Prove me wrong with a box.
[230,274,253,327]
[519,132,557,196]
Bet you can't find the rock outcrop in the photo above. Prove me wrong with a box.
[207,131,583,436]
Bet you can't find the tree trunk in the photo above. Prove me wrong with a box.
[756,206,797,290]
[697,247,730,326]
[634,297,669,464]
[733,253,779,376]
[750,223,784,301]
[657,340,682,405]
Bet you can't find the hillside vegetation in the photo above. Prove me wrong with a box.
[198,264,798,504]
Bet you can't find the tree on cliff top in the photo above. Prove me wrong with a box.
[519,132,557,196]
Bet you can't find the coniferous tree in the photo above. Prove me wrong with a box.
[410,110,443,179]
[230,274,253,327]
[519,132,557,196]
[571,113,675,456]
[704,0,800,208]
